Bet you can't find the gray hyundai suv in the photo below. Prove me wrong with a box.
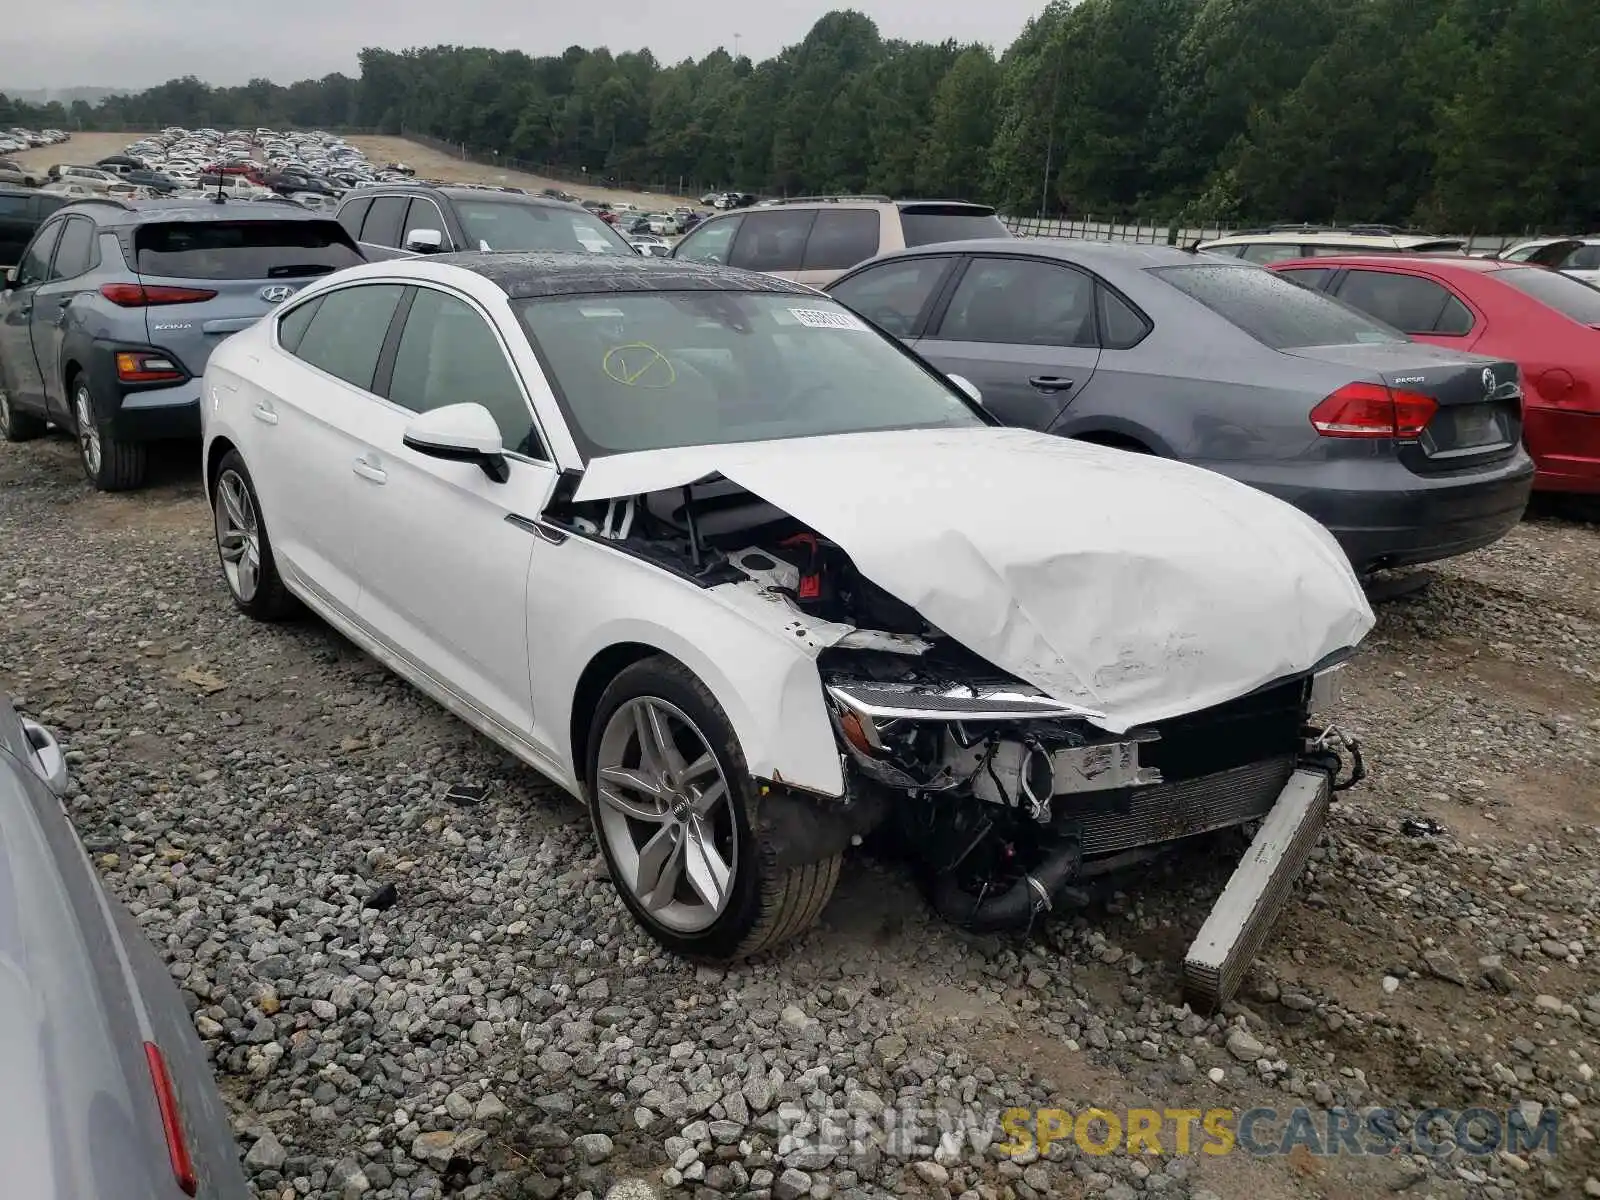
[0,196,363,490]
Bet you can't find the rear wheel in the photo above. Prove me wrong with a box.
[72,376,146,490]
[0,386,46,442]
[212,450,297,620]
[586,657,840,960]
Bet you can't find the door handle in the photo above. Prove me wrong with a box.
[251,403,278,425]
[352,458,387,484]
[1029,375,1075,392]
[18,304,31,317]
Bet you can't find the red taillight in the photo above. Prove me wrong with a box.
[116,351,184,383]
[144,1042,199,1196]
[99,284,218,307]
[1310,382,1437,439]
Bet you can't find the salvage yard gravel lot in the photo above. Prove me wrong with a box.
[2,447,1598,1200]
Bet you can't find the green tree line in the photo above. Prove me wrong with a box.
[4,0,1597,230]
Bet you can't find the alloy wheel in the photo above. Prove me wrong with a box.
[594,696,738,932]
[73,385,101,477]
[0,388,10,430]
[214,469,262,602]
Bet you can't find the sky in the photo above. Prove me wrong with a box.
[5,0,1050,93]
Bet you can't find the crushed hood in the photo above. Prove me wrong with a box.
[573,427,1375,732]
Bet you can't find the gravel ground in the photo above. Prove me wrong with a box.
[1,433,1597,1200]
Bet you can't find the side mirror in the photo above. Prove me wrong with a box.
[948,374,983,406]
[21,718,69,797]
[402,403,509,483]
[3,268,16,290]
[404,228,444,254]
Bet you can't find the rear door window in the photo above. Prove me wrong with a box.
[360,196,408,247]
[1154,264,1406,349]
[936,256,1098,347]
[729,210,816,272]
[1334,269,1470,335]
[132,220,363,280]
[290,283,405,391]
[801,209,881,271]
[0,195,27,218]
[828,256,954,336]
[897,205,1009,247]
[48,216,95,279]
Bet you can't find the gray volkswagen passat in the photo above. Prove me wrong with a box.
[827,240,1534,576]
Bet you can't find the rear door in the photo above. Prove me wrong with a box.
[794,208,881,288]
[248,281,407,611]
[911,254,1101,430]
[1328,267,1483,351]
[128,216,365,379]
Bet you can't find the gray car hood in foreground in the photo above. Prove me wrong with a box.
[572,426,1376,732]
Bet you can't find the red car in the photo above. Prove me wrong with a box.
[1268,255,1600,494]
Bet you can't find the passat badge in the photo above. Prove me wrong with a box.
[259,285,296,303]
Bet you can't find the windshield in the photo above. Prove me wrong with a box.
[515,290,984,457]
[1495,265,1600,324]
[1154,264,1407,349]
[454,199,634,255]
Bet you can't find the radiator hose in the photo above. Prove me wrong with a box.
[929,838,1082,933]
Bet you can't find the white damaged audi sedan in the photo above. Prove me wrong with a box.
[200,252,1375,1004]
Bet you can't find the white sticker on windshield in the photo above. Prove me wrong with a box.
[789,307,868,331]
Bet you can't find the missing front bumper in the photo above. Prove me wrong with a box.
[1181,767,1331,1010]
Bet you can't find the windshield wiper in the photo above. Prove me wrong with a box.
[266,263,338,278]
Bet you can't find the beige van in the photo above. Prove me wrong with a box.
[670,195,1009,287]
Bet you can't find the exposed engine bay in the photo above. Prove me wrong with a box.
[545,474,1364,1006]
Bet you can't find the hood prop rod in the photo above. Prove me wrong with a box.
[680,485,703,570]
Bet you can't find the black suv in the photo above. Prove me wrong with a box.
[0,185,69,267]
[335,184,637,260]
[0,196,363,490]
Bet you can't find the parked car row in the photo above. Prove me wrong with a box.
[0,190,1591,1194]
[0,126,69,154]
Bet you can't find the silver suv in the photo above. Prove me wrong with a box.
[670,195,1008,287]
[0,196,363,490]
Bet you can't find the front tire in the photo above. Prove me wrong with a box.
[0,386,46,441]
[586,657,840,960]
[211,450,297,620]
[72,376,146,490]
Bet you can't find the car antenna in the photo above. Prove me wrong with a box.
[212,161,226,204]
